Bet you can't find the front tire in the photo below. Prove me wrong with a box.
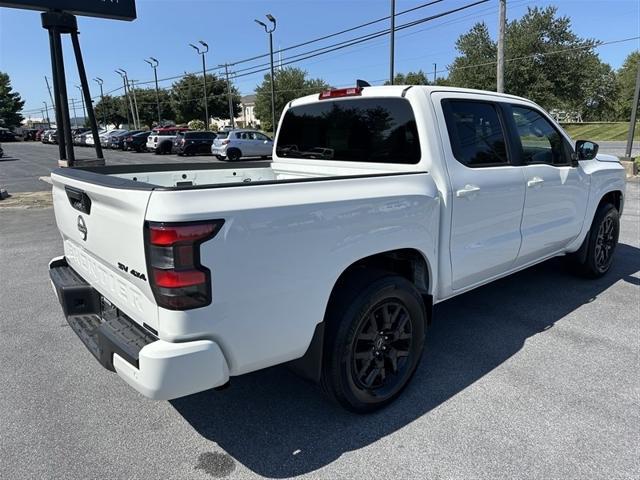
[321,273,426,413]
[572,203,620,278]
[226,148,241,161]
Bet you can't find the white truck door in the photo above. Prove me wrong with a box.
[507,104,590,265]
[434,94,525,291]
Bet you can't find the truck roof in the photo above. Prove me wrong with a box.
[289,85,532,108]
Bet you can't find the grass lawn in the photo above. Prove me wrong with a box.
[560,122,639,141]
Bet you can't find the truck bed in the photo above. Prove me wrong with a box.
[56,161,400,191]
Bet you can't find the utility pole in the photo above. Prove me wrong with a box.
[255,15,277,133]
[44,76,55,113]
[624,59,640,159]
[189,41,210,129]
[145,57,161,125]
[70,98,78,128]
[75,85,86,125]
[433,63,437,84]
[115,70,132,128]
[224,63,235,128]
[93,77,106,128]
[497,0,506,93]
[43,101,51,127]
[389,0,396,85]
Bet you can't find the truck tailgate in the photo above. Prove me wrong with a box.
[51,173,159,330]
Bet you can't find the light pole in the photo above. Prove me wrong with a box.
[116,69,138,128]
[189,40,209,129]
[93,77,106,128]
[115,69,132,128]
[255,14,277,133]
[75,85,86,125]
[145,57,161,125]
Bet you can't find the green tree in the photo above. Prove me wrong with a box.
[447,7,615,119]
[385,70,430,85]
[255,67,329,132]
[129,87,174,128]
[0,72,25,128]
[94,94,127,128]
[615,51,640,120]
[170,73,240,125]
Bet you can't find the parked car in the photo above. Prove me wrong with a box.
[109,130,143,150]
[72,128,91,146]
[174,130,216,156]
[0,143,3,158]
[100,129,128,148]
[86,129,111,146]
[0,128,18,142]
[41,129,54,143]
[211,129,273,161]
[123,131,151,152]
[147,127,189,154]
[48,85,625,412]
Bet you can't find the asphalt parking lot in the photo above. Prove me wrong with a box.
[0,141,254,193]
[0,147,638,479]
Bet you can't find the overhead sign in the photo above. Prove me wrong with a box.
[0,0,136,21]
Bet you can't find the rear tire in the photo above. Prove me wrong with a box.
[571,202,620,278]
[321,272,426,413]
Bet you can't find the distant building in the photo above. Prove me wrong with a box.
[236,95,260,128]
[210,95,261,131]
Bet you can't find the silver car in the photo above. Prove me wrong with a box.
[211,129,273,161]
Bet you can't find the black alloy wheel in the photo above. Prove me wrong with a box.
[350,300,413,393]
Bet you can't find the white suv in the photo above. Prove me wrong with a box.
[211,129,273,161]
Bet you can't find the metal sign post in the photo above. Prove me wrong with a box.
[42,11,103,166]
[1,0,136,167]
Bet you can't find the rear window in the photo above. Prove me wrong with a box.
[185,131,216,139]
[216,132,229,139]
[276,97,421,164]
[442,100,508,167]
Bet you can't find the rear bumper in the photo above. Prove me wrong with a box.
[211,145,227,156]
[49,256,229,400]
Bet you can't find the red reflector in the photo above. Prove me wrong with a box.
[319,87,362,100]
[153,269,205,288]
[150,223,218,246]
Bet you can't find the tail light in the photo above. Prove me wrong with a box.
[221,139,230,145]
[145,220,224,310]
[319,87,362,100]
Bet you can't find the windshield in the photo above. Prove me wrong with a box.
[276,97,420,164]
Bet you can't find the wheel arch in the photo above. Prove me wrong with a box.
[288,248,434,383]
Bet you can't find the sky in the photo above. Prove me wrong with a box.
[1,0,639,118]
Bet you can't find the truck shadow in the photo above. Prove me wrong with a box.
[171,242,639,478]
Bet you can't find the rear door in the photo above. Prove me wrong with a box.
[506,104,590,265]
[433,93,526,290]
[51,173,159,330]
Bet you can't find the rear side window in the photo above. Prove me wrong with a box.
[276,97,421,164]
[443,100,508,167]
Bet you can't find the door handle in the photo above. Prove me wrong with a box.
[527,176,544,188]
[456,184,481,198]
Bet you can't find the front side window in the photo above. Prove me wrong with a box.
[276,97,420,164]
[442,100,508,167]
[511,106,570,165]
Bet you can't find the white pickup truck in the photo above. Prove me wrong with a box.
[49,86,625,412]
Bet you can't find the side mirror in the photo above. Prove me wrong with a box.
[575,140,599,161]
